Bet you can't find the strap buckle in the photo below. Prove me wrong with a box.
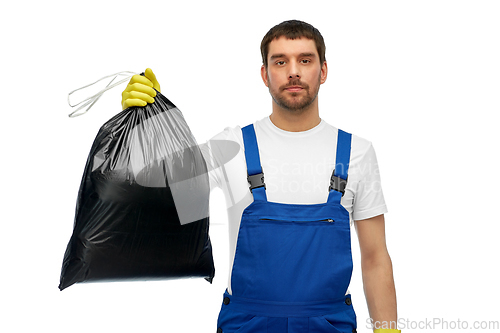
[247,172,265,192]
[329,170,348,196]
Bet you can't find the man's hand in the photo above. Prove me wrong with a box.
[121,68,161,110]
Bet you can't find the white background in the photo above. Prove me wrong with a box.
[1,1,499,332]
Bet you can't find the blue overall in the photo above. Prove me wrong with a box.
[216,125,357,333]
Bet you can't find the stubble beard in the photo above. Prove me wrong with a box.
[269,76,321,114]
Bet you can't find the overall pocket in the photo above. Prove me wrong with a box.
[231,217,353,302]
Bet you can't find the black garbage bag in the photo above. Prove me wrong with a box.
[59,92,214,291]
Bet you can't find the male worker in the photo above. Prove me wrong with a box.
[122,20,399,333]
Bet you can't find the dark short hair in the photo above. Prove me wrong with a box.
[260,20,326,68]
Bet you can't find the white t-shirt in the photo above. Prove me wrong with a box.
[203,116,387,294]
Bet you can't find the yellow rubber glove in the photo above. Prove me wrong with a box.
[374,329,401,333]
[121,68,161,110]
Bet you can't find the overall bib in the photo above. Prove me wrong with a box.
[216,125,357,333]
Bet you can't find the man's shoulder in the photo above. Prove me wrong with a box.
[319,120,374,155]
[211,117,269,141]
[350,132,374,157]
[209,124,243,142]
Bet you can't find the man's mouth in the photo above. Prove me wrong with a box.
[284,86,304,92]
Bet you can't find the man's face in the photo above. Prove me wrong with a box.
[261,36,327,113]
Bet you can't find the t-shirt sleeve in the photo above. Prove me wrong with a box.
[200,126,242,193]
[200,135,225,192]
[351,143,388,221]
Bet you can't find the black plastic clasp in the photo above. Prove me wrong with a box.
[247,172,265,192]
[329,170,348,196]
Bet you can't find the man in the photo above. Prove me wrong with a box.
[122,20,399,333]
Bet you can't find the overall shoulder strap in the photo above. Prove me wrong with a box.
[328,129,352,200]
[241,124,267,201]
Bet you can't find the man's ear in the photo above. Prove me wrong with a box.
[320,61,328,84]
[261,65,269,87]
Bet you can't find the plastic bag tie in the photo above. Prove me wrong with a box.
[67,71,138,117]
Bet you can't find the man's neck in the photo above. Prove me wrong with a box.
[269,102,321,132]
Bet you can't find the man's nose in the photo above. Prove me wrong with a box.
[288,63,300,79]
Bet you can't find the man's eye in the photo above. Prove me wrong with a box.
[301,59,310,64]
[276,61,286,66]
